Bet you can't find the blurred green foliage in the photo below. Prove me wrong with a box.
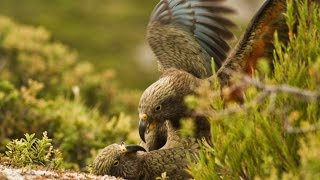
[0,0,159,89]
[0,16,140,169]
[0,16,140,116]
[189,0,320,179]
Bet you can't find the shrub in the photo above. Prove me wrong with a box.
[0,79,139,169]
[0,16,140,116]
[3,132,63,170]
[0,16,141,169]
[189,0,320,179]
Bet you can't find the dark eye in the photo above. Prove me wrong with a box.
[155,105,162,111]
[113,160,119,166]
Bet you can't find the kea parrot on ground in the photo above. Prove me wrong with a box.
[92,121,199,179]
[138,0,289,151]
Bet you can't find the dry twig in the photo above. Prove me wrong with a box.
[286,122,320,134]
[241,75,320,101]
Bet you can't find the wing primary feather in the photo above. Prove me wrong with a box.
[147,0,235,77]
[198,12,237,27]
[197,39,224,67]
[151,2,167,21]
[195,31,227,58]
[157,11,171,22]
[190,2,236,13]
[194,23,231,50]
[196,16,233,38]
[169,0,185,8]
[171,11,234,39]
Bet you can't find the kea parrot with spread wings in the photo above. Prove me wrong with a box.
[138,0,289,151]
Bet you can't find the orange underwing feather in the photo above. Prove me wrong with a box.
[218,0,288,83]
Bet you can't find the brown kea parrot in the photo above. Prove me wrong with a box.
[139,0,289,151]
[139,0,236,151]
[92,121,199,179]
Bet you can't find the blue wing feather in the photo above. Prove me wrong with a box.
[148,0,235,77]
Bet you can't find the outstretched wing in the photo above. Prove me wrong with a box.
[147,0,235,78]
[218,0,288,84]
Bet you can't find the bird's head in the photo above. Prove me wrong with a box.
[92,143,146,178]
[138,71,196,149]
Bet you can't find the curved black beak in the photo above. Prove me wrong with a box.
[125,144,146,152]
[139,120,147,143]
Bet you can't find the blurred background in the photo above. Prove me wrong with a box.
[0,0,264,89]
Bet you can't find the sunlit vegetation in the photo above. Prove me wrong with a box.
[0,16,140,170]
[189,1,320,179]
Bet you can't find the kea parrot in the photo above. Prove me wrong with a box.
[92,121,199,179]
[138,0,289,151]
